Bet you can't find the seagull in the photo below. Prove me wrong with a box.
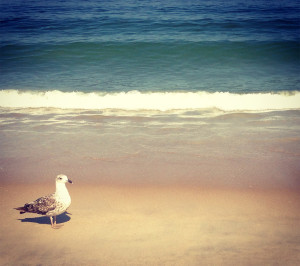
[15,174,73,229]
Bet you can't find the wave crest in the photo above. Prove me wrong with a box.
[0,89,300,111]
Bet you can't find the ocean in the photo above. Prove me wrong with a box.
[1,0,299,97]
[0,0,300,187]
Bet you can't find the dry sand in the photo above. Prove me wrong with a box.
[1,183,299,265]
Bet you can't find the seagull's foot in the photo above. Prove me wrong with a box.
[51,223,64,229]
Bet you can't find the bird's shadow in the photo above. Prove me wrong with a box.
[18,212,71,225]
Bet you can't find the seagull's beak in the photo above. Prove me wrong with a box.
[68,179,73,184]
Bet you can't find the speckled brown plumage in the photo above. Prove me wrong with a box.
[16,193,57,215]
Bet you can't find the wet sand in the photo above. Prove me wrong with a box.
[1,183,299,265]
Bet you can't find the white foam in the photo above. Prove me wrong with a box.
[0,89,300,111]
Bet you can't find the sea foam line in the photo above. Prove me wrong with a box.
[0,89,300,111]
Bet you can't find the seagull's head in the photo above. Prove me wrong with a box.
[56,174,73,184]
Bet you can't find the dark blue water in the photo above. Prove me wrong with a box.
[0,0,299,95]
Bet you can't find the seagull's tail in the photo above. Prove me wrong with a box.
[14,207,26,214]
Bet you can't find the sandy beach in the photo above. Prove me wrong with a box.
[1,183,299,265]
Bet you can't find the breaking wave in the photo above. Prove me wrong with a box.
[1,89,300,111]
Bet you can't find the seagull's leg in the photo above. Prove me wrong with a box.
[50,216,59,229]
[52,215,64,229]
[50,216,54,227]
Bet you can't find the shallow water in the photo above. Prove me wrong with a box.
[1,107,299,188]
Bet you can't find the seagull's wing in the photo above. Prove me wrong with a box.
[24,193,57,215]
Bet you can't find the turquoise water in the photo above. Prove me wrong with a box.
[1,0,299,101]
